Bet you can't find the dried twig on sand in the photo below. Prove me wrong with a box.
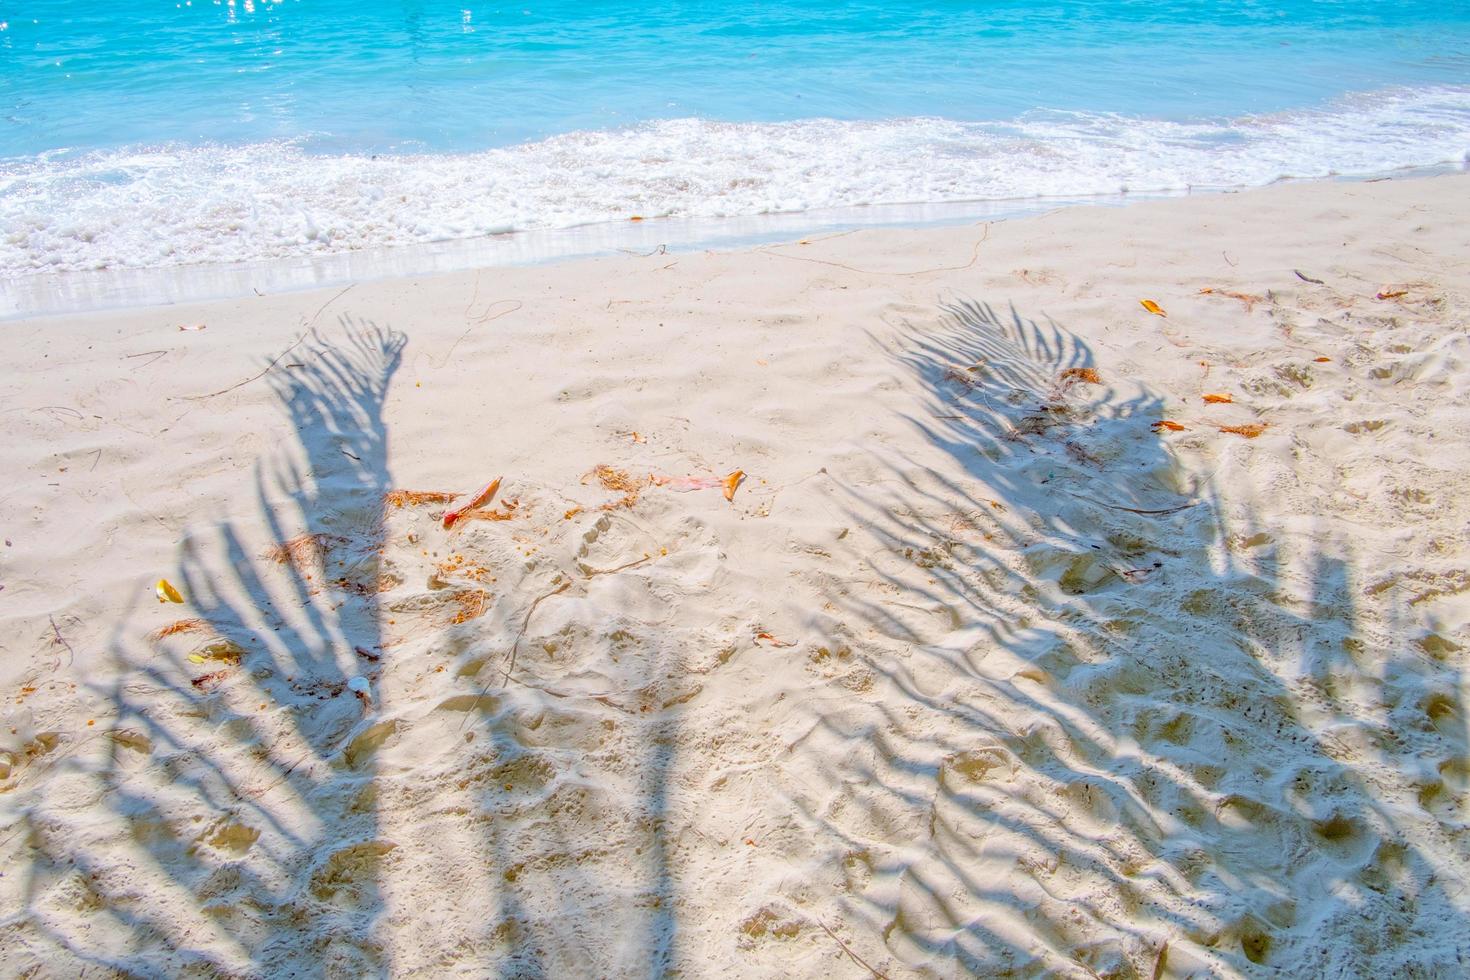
[186,283,353,400]
[458,580,572,732]
[812,919,890,980]
[1063,490,1199,516]
[49,616,76,667]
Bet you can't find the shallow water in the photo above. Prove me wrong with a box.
[2,1,1468,282]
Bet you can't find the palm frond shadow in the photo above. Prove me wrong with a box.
[11,318,407,976]
[790,297,1468,977]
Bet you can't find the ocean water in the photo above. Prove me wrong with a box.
[2,1,1469,282]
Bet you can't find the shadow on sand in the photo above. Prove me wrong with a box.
[5,319,403,976]
[2,297,1465,979]
[783,297,1468,976]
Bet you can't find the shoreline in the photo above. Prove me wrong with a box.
[2,172,1467,977]
[2,162,1462,321]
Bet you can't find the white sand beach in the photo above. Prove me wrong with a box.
[1,174,1468,977]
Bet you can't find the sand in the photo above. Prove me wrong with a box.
[1,174,1468,978]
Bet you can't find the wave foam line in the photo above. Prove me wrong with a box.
[2,86,1468,276]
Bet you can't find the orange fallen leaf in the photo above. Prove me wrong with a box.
[629,215,645,222]
[723,470,745,502]
[1151,420,1187,433]
[1059,367,1101,384]
[1314,356,1331,363]
[1219,423,1268,439]
[1202,393,1234,405]
[1375,288,1407,300]
[629,431,646,444]
[444,476,502,529]
[563,506,583,520]
[1140,299,1167,317]
[755,632,795,648]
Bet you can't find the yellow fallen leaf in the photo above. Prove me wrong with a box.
[1140,299,1167,317]
[187,654,206,664]
[723,470,745,502]
[156,578,184,604]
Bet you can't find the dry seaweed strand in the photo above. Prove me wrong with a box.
[149,618,210,641]
[456,499,521,523]
[384,489,458,508]
[448,589,492,625]
[588,464,647,510]
[263,532,343,570]
[1058,367,1102,385]
[1198,287,1265,312]
[435,554,494,583]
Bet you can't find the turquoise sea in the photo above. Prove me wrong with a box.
[2,1,1468,280]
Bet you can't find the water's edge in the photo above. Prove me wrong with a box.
[3,164,1458,322]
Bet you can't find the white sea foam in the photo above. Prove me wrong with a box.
[2,86,1467,277]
